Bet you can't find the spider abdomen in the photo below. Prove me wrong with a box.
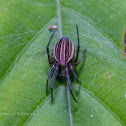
[53,37,74,66]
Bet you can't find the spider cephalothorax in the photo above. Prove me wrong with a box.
[46,25,86,103]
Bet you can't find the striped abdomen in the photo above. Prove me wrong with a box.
[53,37,74,66]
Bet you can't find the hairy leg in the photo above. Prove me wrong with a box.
[50,63,59,100]
[46,29,57,64]
[75,49,86,66]
[66,65,78,103]
[68,63,81,83]
[74,25,80,63]
[46,63,56,94]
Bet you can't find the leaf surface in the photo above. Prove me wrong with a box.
[0,0,126,125]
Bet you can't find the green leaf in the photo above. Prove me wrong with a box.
[0,0,126,125]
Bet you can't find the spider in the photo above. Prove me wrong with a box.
[46,25,86,103]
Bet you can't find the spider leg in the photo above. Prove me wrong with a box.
[76,49,86,66]
[74,25,80,63]
[50,63,59,100]
[66,65,78,103]
[46,63,56,94]
[68,63,81,83]
[46,28,57,64]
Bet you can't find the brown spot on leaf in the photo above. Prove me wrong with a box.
[105,72,111,77]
